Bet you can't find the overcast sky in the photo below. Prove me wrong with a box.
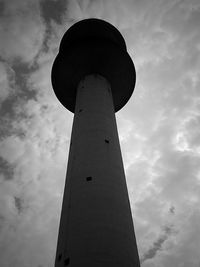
[0,0,200,266]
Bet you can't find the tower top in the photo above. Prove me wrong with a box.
[51,18,136,112]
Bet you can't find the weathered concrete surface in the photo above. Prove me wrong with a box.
[55,75,140,267]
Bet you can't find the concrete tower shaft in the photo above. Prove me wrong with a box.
[55,75,140,266]
[52,18,140,267]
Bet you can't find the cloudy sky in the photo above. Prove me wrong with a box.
[0,0,200,266]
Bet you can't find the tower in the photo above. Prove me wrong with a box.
[51,18,140,267]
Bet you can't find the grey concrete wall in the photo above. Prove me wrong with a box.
[55,75,140,267]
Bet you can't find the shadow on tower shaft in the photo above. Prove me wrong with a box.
[51,18,140,267]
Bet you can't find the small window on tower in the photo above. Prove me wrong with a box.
[57,253,62,262]
[105,139,109,144]
[86,176,92,181]
[64,257,70,266]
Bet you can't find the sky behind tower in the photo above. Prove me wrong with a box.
[0,0,200,267]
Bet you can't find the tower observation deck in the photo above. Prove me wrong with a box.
[51,18,140,267]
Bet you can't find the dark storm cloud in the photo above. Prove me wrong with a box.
[142,235,167,262]
[169,205,175,214]
[0,59,15,102]
[0,215,5,229]
[39,0,67,52]
[0,0,45,63]
[141,225,173,263]
[0,61,37,141]
[0,157,14,180]
[40,0,67,24]
[76,0,97,9]
[14,196,24,214]
[0,115,13,140]
[12,61,37,99]
[0,1,5,16]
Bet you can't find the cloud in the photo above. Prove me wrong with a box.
[0,62,15,103]
[40,0,67,25]
[142,207,200,267]
[0,157,14,181]
[1,0,200,267]
[0,100,68,267]
[0,0,45,63]
[141,225,174,263]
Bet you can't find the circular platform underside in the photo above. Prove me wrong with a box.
[51,19,136,113]
[59,18,127,53]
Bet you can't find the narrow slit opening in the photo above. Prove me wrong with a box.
[57,253,62,262]
[64,257,70,266]
[105,139,109,144]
